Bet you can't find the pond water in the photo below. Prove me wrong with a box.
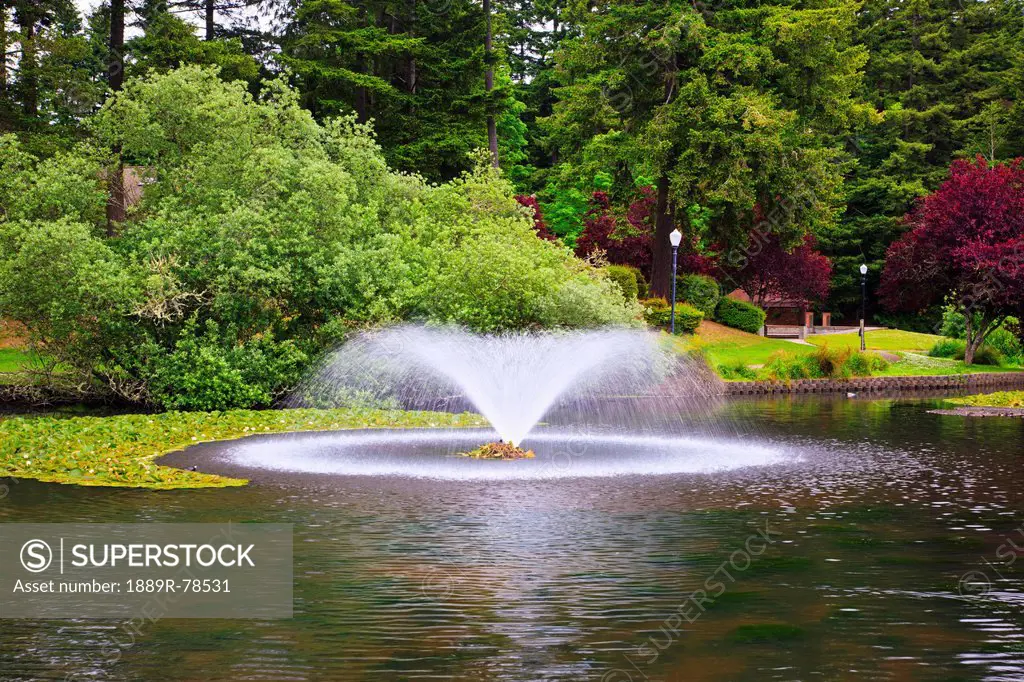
[2,396,1024,681]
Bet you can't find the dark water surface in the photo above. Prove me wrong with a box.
[2,397,1024,681]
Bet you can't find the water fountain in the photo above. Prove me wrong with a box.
[291,326,706,446]
[173,325,790,480]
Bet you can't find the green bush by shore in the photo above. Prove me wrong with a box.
[0,408,485,490]
[0,67,638,412]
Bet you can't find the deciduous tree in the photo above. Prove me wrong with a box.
[879,157,1024,363]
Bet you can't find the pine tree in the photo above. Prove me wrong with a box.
[825,0,1023,315]
[544,0,868,297]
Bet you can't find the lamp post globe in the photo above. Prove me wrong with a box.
[669,230,682,334]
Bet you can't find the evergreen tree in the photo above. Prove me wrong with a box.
[278,0,523,181]
[544,0,869,297]
[0,1,104,153]
[825,0,1023,315]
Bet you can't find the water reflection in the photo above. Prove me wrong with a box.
[0,396,1023,681]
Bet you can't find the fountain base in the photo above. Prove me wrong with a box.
[459,442,536,460]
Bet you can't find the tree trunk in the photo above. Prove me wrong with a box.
[648,174,674,299]
[205,0,215,40]
[17,12,37,117]
[483,0,499,168]
[407,0,417,96]
[0,2,8,100]
[108,0,124,92]
[963,310,1002,365]
[106,0,127,233]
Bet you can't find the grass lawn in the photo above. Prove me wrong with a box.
[948,391,1024,407]
[874,353,1023,377]
[690,321,815,366]
[0,408,486,490]
[681,322,1021,380]
[0,348,35,374]
[806,329,943,352]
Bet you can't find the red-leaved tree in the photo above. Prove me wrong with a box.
[573,188,722,286]
[723,231,832,308]
[574,189,655,274]
[879,157,1024,364]
[515,195,558,241]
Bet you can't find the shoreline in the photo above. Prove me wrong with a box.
[929,406,1024,418]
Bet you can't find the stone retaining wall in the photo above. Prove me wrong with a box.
[724,372,1024,395]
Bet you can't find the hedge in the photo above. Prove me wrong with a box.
[715,297,766,334]
[641,298,703,334]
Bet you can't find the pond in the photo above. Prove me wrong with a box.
[2,396,1023,681]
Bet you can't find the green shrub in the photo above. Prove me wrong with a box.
[846,351,890,376]
[973,345,1005,366]
[715,297,766,334]
[762,347,890,382]
[808,345,852,379]
[940,310,1022,361]
[676,274,720,317]
[0,67,638,409]
[641,298,703,334]
[717,359,757,380]
[928,338,1004,365]
[764,352,813,381]
[641,298,670,326]
[635,269,649,299]
[929,338,965,359]
[985,325,1022,359]
[603,265,640,301]
[675,304,704,334]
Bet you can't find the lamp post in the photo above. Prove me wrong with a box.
[669,229,683,334]
[859,263,868,352]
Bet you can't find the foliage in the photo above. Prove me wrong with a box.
[826,0,1024,315]
[715,298,767,334]
[880,158,1024,364]
[574,189,655,274]
[929,338,969,359]
[762,346,888,381]
[277,0,526,181]
[846,350,891,376]
[987,326,1023,363]
[0,408,486,489]
[722,231,832,307]
[126,8,259,84]
[674,305,705,335]
[873,310,943,335]
[949,391,1024,408]
[928,339,1004,366]
[603,265,640,301]
[0,68,636,408]
[941,309,1022,359]
[460,441,535,459]
[537,183,590,245]
[717,359,757,381]
[676,274,720,317]
[515,195,557,241]
[640,299,703,335]
[544,0,865,296]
